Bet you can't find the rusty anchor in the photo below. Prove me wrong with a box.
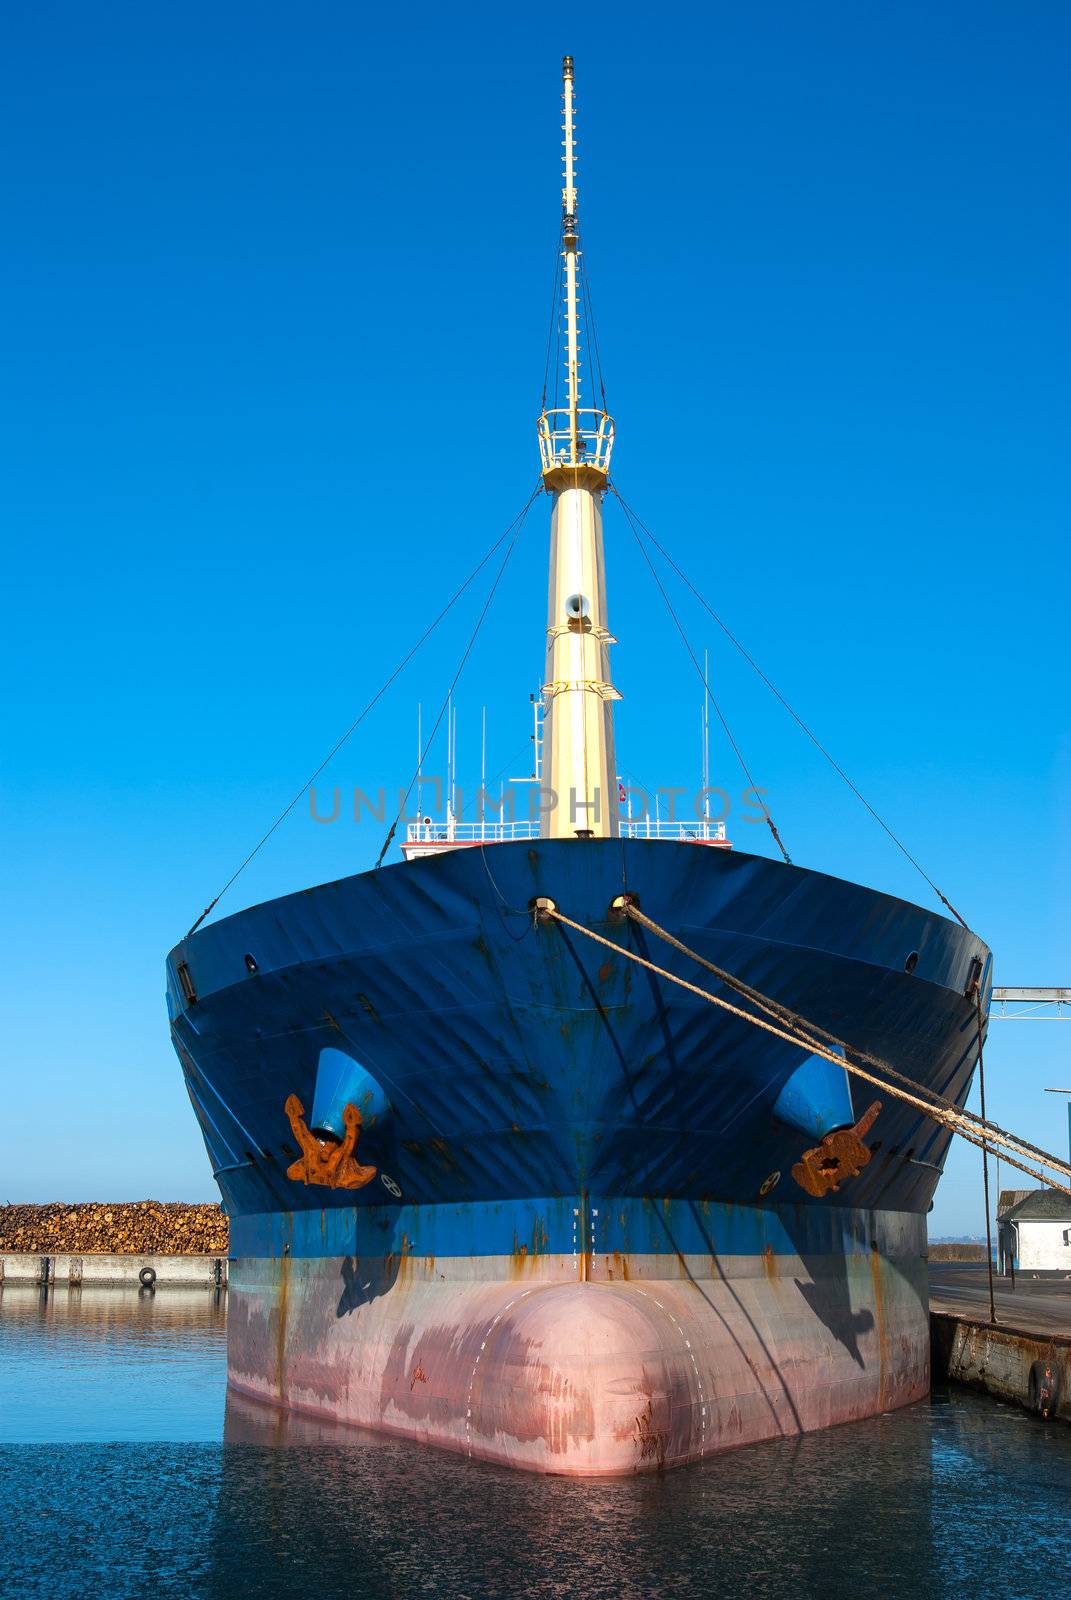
[284,1094,377,1191]
[791,1101,882,1199]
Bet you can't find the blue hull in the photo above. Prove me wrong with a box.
[168,839,988,1226]
[166,840,989,1472]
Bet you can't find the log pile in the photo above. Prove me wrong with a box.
[928,1241,989,1262]
[0,1201,229,1256]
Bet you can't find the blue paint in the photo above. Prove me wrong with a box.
[773,1046,854,1139]
[167,838,990,1250]
[310,1047,390,1140]
[230,1191,906,1264]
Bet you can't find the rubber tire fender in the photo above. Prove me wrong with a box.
[1027,1358,1058,1419]
[139,1265,157,1289]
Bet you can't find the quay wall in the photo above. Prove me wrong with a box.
[0,1252,227,1287]
[931,1311,1070,1422]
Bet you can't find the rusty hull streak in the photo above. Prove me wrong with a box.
[869,1244,889,1409]
[632,1398,667,1470]
[274,1241,290,1400]
[228,1250,933,1475]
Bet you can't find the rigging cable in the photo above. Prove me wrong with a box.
[975,982,998,1324]
[613,489,793,865]
[183,484,543,939]
[373,480,543,869]
[611,485,970,930]
[578,247,608,411]
[541,232,565,413]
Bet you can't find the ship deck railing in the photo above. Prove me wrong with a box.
[401,818,729,853]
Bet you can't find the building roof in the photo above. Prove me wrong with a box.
[998,1188,1071,1222]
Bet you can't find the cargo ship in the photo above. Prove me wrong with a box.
[166,57,991,1474]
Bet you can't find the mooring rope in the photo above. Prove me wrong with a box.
[538,903,1071,1199]
[620,904,1068,1182]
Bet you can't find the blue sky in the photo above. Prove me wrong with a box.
[1,3,1067,1234]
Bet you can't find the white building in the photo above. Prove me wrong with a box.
[997,1188,1071,1274]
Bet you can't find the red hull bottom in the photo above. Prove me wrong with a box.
[227,1244,929,1475]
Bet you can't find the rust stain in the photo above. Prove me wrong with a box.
[275,1247,290,1400]
[509,1228,540,1279]
[356,992,379,1021]
[427,1138,459,1173]
[762,1243,777,1281]
[869,1243,889,1408]
[410,1364,428,1391]
[598,960,614,985]
[322,1009,341,1031]
[632,1398,667,1470]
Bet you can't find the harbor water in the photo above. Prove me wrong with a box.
[1,1286,1069,1599]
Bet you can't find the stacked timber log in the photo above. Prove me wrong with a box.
[0,1202,228,1255]
[928,1241,989,1263]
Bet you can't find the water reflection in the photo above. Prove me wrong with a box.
[1,1289,1069,1599]
[0,1284,226,1442]
[214,1387,945,1599]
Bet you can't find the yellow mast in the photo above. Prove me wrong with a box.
[537,55,620,840]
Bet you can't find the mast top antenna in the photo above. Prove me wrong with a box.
[538,55,614,486]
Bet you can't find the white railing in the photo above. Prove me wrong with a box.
[537,408,615,475]
[405,820,541,845]
[621,819,728,843]
[404,817,727,846]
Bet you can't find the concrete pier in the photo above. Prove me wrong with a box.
[0,1252,227,1288]
[931,1313,1069,1420]
[930,1263,1070,1421]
